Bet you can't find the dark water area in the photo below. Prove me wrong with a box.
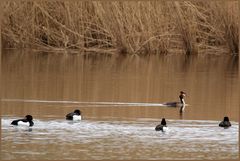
[1,49,239,160]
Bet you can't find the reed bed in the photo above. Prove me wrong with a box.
[1,1,238,55]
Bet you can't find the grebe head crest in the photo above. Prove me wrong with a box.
[180,91,186,94]
[180,91,186,98]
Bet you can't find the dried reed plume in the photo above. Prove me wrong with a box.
[1,1,238,55]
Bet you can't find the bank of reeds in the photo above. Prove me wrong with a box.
[1,1,238,55]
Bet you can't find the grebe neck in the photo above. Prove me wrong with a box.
[180,98,185,105]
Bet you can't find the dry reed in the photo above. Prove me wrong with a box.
[1,1,238,55]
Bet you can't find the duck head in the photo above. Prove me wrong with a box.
[161,118,166,125]
[25,115,33,121]
[223,116,230,122]
[74,109,81,115]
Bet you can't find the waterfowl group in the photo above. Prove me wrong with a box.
[10,109,82,127]
[10,91,233,131]
[155,91,232,131]
[155,116,232,132]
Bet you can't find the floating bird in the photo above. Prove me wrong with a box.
[219,116,231,128]
[163,91,186,107]
[155,118,168,132]
[66,109,82,121]
[11,115,34,127]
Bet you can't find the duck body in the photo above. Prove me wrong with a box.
[11,115,34,127]
[72,115,82,121]
[155,124,168,132]
[66,109,82,121]
[155,118,168,132]
[219,121,231,128]
[219,117,231,128]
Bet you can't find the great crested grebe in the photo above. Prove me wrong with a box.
[66,109,82,120]
[155,118,168,132]
[219,116,231,128]
[11,115,34,127]
[163,91,186,107]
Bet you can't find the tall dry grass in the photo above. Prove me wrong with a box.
[1,1,238,54]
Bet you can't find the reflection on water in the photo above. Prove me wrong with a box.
[1,50,239,121]
[1,117,239,160]
[1,50,239,160]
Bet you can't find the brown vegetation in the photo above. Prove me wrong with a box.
[1,1,239,54]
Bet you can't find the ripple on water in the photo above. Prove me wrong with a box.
[1,117,239,160]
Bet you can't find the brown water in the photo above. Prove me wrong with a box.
[1,49,239,160]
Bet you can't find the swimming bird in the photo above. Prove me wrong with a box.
[11,115,34,127]
[219,116,231,128]
[66,109,82,120]
[163,91,186,107]
[155,118,168,132]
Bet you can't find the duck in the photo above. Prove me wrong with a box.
[66,109,82,120]
[155,118,168,132]
[219,116,231,128]
[163,91,186,107]
[11,115,34,127]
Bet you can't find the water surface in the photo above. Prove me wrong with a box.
[1,117,239,160]
[1,50,239,160]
